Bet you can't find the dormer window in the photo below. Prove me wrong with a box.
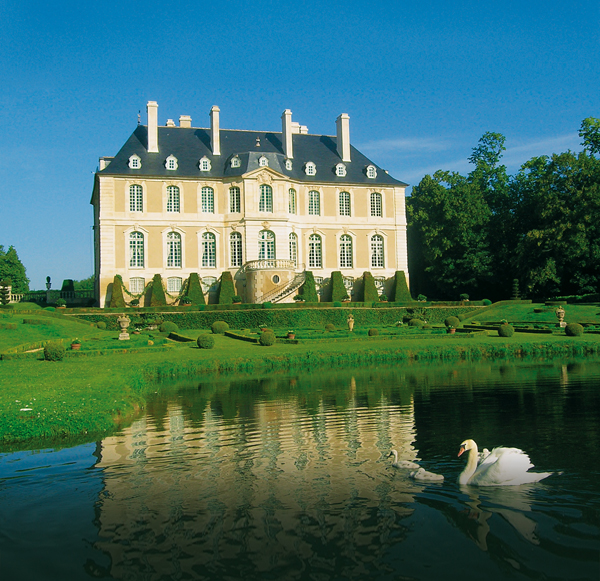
[366,165,377,179]
[305,161,316,176]
[128,154,142,169]
[165,155,178,170]
[231,155,241,168]
[335,163,347,177]
[199,156,212,172]
[285,159,293,171]
[259,155,269,167]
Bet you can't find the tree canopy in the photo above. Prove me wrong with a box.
[0,245,29,293]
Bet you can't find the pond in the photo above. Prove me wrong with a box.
[1,358,599,580]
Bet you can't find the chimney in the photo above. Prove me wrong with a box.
[179,115,192,128]
[281,109,293,159]
[146,101,159,153]
[336,113,351,162]
[210,106,221,155]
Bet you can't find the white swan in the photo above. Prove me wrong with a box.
[388,450,420,470]
[409,467,444,482]
[458,439,552,486]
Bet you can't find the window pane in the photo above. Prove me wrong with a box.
[129,231,144,267]
[370,192,382,217]
[259,185,273,212]
[130,185,143,212]
[308,191,320,215]
[288,189,296,214]
[339,191,350,216]
[308,234,322,268]
[129,277,145,293]
[340,234,353,268]
[289,233,297,266]
[167,186,180,212]
[229,187,240,213]
[370,235,384,268]
[167,277,182,293]
[167,232,181,267]
[259,230,275,260]
[202,187,214,213]
[230,232,242,267]
[202,232,216,267]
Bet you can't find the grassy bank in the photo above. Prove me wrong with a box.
[1,301,600,451]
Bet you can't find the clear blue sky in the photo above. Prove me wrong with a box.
[1,0,598,290]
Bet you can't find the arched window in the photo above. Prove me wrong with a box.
[167,231,182,267]
[339,191,351,216]
[229,186,241,213]
[129,184,143,212]
[289,232,298,267]
[258,230,275,260]
[370,234,384,268]
[202,232,216,267]
[202,187,214,213]
[129,231,144,268]
[167,186,180,212]
[339,234,353,268]
[259,184,273,212]
[230,231,242,267]
[308,234,322,268]
[308,190,320,215]
[370,192,382,217]
[288,188,297,214]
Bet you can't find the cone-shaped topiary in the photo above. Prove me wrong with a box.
[298,271,319,302]
[150,274,167,307]
[185,273,206,305]
[330,271,349,302]
[391,271,412,303]
[217,271,236,304]
[362,271,379,303]
[109,275,126,308]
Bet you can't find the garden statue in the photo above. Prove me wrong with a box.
[347,314,354,332]
[117,314,131,340]
[555,306,566,328]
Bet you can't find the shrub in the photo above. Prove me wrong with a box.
[180,296,192,305]
[298,271,319,302]
[368,328,379,336]
[362,272,379,303]
[217,271,236,304]
[44,341,66,361]
[259,330,276,346]
[460,293,470,301]
[186,273,206,305]
[108,276,125,308]
[333,301,342,307]
[498,324,515,337]
[329,271,348,302]
[482,299,492,306]
[379,294,388,302]
[96,321,107,330]
[56,298,67,307]
[197,334,215,349]
[262,301,273,309]
[130,298,140,306]
[408,318,424,327]
[444,316,460,328]
[391,271,412,302]
[325,323,335,332]
[150,274,167,307]
[232,295,242,303]
[565,323,584,337]
[159,321,179,333]
[417,294,427,302]
[212,320,229,334]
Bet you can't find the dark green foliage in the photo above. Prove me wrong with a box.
[61,280,75,293]
[232,295,242,303]
[259,331,276,346]
[56,298,66,307]
[379,294,388,302]
[212,320,229,334]
[325,323,335,332]
[96,321,107,330]
[498,324,515,337]
[197,334,215,349]
[217,271,236,304]
[330,271,349,302]
[185,273,206,305]
[460,293,469,301]
[333,301,342,307]
[565,323,584,336]
[298,271,319,302]
[150,274,167,307]
[482,299,492,305]
[179,296,192,305]
[262,301,273,309]
[159,321,179,333]
[368,328,379,336]
[109,275,126,308]
[408,319,424,327]
[444,316,460,328]
[362,272,379,303]
[392,271,412,302]
[44,341,65,361]
[0,245,29,293]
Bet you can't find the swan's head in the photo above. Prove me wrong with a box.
[388,449,398,459]
[458,439,477,457]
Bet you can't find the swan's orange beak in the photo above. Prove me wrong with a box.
[458,446,465,457]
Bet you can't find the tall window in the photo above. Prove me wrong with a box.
[167,232,182,267]
[167,186,180,212]
[339,191,351,216]
[308,234,322,268]
[230,232,242,267]
[202,232,216,267]
[340,234,353,268]
[288,189,297,214]
[370,235,384,268]
[289,233,297,266]
[202,187,214,213]
[129,232,144,268]
[370,192,382,217]
[129,184,143,212]
[259,184,273,212]
[229,186,241,213]
[308,190,320,215]
[258,230,275,260]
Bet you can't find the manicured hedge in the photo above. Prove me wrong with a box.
[392,271,412,302]
[298,271,319,303]
[330,271,349,302]
[109,275,126,308]
[362,272,379,303]
[217,271,236,304]
[185,273,206,305]
[150,274,167,307]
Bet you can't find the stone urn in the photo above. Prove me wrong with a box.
[347,314,354,332]
[555,306,566,328]
[117,314,131,341]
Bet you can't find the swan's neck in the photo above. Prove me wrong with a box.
[459,444,479,485]
[391,450,398,463]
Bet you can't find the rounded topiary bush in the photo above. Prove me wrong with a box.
[325,323,336,332]
[212,321,229,334]
[259,331,276,346]
[368,328,379,336]
[565,323,584,337]
[444,316,460,328]
[408,318,424,327]
[498,324,515,337]
[197,334,215,349]
[159,321,179,334]
[44,341,66,361]
[482,299,492,306]
[96,321,107,330]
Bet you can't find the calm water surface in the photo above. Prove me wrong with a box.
[1,358,599,580]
